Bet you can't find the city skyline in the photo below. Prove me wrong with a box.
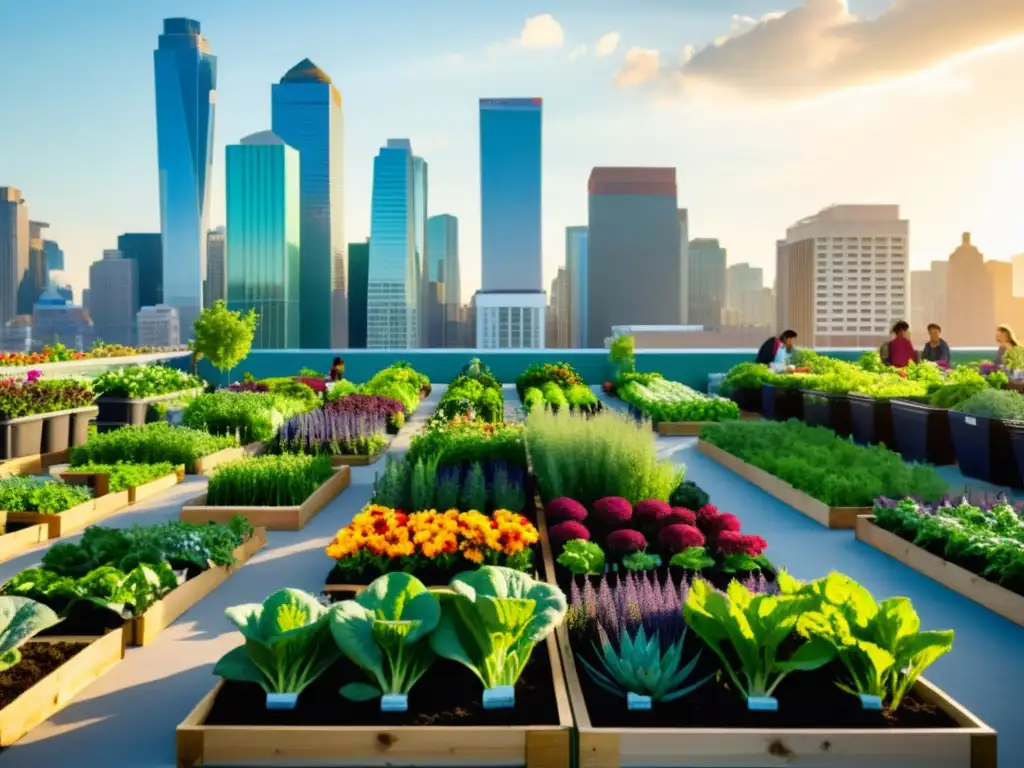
[4,0,1023,309]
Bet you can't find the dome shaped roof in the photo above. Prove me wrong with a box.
[280,58,332,85]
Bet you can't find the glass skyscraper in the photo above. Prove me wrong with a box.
[412,156,428,345]
[367,139,417,349]
[565,226,588,348]
[118,233,163,310]
[225,132,301,350]
[479,98,542,292]
[427,214,461,345]
[153,18,216,340]
[347,240,369,348]
[271,58,345,349]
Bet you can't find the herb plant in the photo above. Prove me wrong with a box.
[956,389,1024,420]
[65,462,179,492]
[70,422,238,474]
[619,379,740,423]
[91,366,201,399]
[205,454,334,507]
[0,477,92,513]
[0,377,95,419]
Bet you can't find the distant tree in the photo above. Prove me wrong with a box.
[189,300,258,378]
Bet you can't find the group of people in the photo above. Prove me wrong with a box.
[755,324,1020,372]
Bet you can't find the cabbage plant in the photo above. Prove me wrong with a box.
[214,589,340,698]
[430,567,566,691]
[0,596,62,672]
[329,573,440,703]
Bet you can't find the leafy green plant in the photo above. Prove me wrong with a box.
[0,377,95,419]
[620,379,739,423]
[523,387,543,412]
[372,456,412,510]
[91,366,202,399]
[4,562,178,616]
[622,550,660,571]
[721,363,771,394]
[214,589,341,696]
[0,477,92,513]
[65,462,178,493]
[329,573,440,702]
[556,540,606,575]
[430,566,567,690]
[183,391,313,443]
[0,597,62,672]
[929,367,988,409]
[408,421,526,468]
[70,422,238,474]
[669,547,716,570]
[206,454,334,507]
[957,388,1024,420]
[189,300,258,375]
[669,481,709,510]
[492,465,525,512]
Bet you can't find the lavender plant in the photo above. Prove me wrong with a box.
[271,407,387,458]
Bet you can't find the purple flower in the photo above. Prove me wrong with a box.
[25,369,42,383]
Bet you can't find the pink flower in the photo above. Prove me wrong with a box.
[633,499,671,524]
[25,369,42,382]
[549,521,590,551]
[658,524,706,553]
[592,497,632,529]
[546,497,588,523]
[660,508,698,528]
[605,529,648,555]
[700,511,742,538]
[717,531,768,557]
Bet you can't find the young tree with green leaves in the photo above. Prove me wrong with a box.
[189,300,258,379]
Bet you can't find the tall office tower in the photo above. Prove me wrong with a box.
[32,286,94,351]
[225,132,301,350]
[43,240,63,271]
[476,98,545,349]
[565,226,588,348]
[154,18,216,340]
[425,282,446,348]
[929,259,948,331]
[0,188,30,328]
[117,233,163,310]
[944,233,994,347]
[205,227,226,307]
[137,304,180,347]
[89,250,139,345]
[347,239,369,348]
[586,168,682,347]
[54,283,73,304]
[678,210,689,324]
[272,58,345,349]
[910,269,934,336]
[412,156,429,345]
[548,267,569,348]
[367,139,417,348]
[688,239,727,330]
[427,214,461,347]
[777,205,909,348]
[726,262,769,327]
[19,221,51,314]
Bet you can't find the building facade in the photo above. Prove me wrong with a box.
[548,267,570,348]
[586,168,682,347]
[32,286,94,350]
[154,17,216,339]
[18,221,50,315]
[412,156,428,345]
[271,58,345,348]
[137,304,180,347]
[475,292,546,349]
[565,226,588,348]
[43,239,63,271]
[427,214,461,347]
[225,131,301,350]
[205,226,226,307]
[678,210,690,325]
[725,262,772,328]
[347,239,369,348]
[944,233,994,348]
[367,139,417,348]
[89,250,138,345]
[688,238,727,330]
[117,233,163,310]
[0,187,30,328]
[777,205,909,348]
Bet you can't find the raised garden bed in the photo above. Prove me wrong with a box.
[0,628,126,746]
[0,406,97,460]
[192,445,252,476]
[728,386,762,414]
[761,385,803,422]
[0,449,70,478]
[856,515,1024,630]
[697,441,866,529]
[848,394,896,449]
[329,444,388,466]
[948,412,1022,488]
[59,465,186,503]
[180,466,350,530]
[95,387,203,431]
[5,490,132,539]
[0,521,48,564]
[656,412,760,437]
[800,390,852,437]
[890,400,955,466]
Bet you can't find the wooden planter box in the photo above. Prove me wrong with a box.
[180,466,351,530]
[5,490,132,538]
[0,449,70,478]
[128,528,267,646]
[697,441,867,529]
[95,387,202,431]
[0,406,97,460]
[0,628,126,746]
[0,521,49,564]
[176,631,572,768]
[656,413,760,437]
[59,466,185,504]
[130,467,187,503]
[189,442,262,476]
[856,515,1024,629]
[329,445,388,466]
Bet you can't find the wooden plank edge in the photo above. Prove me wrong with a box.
[0,523,49,564]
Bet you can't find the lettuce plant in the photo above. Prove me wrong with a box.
[329,573,440,703]
[0,596,62,671]
[215,589,340,699]
[430,567,567,692]
[556,540,606,575]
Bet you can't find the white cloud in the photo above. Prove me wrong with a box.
[594,31,621,57]
[613,48,661,88]
[569,44,587,59]
[516,14,565,49]
[613,0,1024,99]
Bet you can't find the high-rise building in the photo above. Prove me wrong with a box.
[32,286,94,351]
[19,221,50,315]
[985,259,1024,339]
[425,281,446,348]
[225,131,301,350]
[0,187,30,328]
[367,139,417,349]
[427,214,461,347]
[586,168,682,347]
[725,262,771,327]
[272,58,345,349]
[476,98,545,348]
[412,156,428,345]
[548,267,570,348]
[565,226,588,348]
[944,233,994,347]
[154,18,217,339]
[137,304,180,347]
[205,227,226,307]
[88,250,138,345]
[688,239,727,330]
[43,240,63,271]
[678,210,689,324]
[348,239,369,348]
[118,233,163,310]
[910,269,934,337]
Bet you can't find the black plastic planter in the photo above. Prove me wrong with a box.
[762,385,803,422]
[1007,424,1024,491]
[801,390,852,437]
[728,387,762,414]
[890,399,955,465]
[95,388,201,432]
[848,394,896,449]
[950,411,1022,487]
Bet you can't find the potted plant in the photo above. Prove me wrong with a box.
[720,363,767,414]
[761,372,806,422]
[0,375,97,459]
[799,373,857,437]
[950,389,1024,488]
[92,365,203,430]
[847,375,929,450]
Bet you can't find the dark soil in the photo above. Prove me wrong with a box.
[204,646,560,727]
[0,642,86,709]
[37,601,126,637]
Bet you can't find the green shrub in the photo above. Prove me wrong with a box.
[65,462,179,492]
[91,366,202,399]
[0,477,92,513]
[957,388,1024,420]
[206,454,334,507]
[183,391,312,443]
[70,423,237,474]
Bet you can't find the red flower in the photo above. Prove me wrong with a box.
[716,531,768,557]
[549,521,590,551]
[633,499,671,524]
[592,497,632,528]
[659,508,697,529]
[699,511,742,538]
[606,529,648,555]
[658,524,706,553]
[546,497,588,523]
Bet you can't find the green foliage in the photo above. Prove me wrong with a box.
[215,589,341,694]
[721,363,771,393]
[206,454,333,507]
[183,391,313,443]
[5,561,178,616]
[523,387,544,413]
[1003,345,1024,373]
[556,540,606,575]
[431,374,503,425]
[987,370,1009,390]
[669,481,710,510]
[70,422,238,474]
[410,456,439,512]
[326,380,359,401]
[669,547,716,570]
[458,358,500,389]
[957,388,1024,420]
[0,477,92,513]
[700,420,947,507]
[190,300,258,373]
[609,335,636,375]
[929,367,988,409]
[527,408,684,506]
[360,364,428,413]
[435,471,460,511]
[0,597,62,672]
[66,462,178,493]
[407,421,526,468]
[0,378,95,419]
[91,365,202,399]
[619,379,740,423]
[372,456,413,510]
[516,361,584,398]
[459,462,487,512]
[622,550,661,572]
[851,374,929,400]
[492,465,525,513]
[858,351,888,373]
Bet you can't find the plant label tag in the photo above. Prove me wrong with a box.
[965,416,977,426]
[747,696,779,712]
[482,685,515,709]
[381,694,408,712]
[627,693,652,711]
[265,692,298,710]
[859,694,884,710]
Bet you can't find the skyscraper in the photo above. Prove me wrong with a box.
[272,58,345,349]
[678,210,690,324]
[18,221,50,315]
[89,250,138,345]
[154,18,217,340]
[427,214,461,347]
[565,226,588,348]
[225,131,301,350]
[348,239,370,348]
[412,155,428,345]
[945,233,994,347]
[0,187,30,328]
[43,240,63,272]
[725,263,772,328]
[548,267,569,348]
[137,305,180,347]
[205,226,226,307]
[586,168,682,347]
[367,139,417,349]
[688,239,727,330]
[477,98,544,348]
[117,233,163,309]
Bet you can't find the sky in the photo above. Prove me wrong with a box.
[2,0,1024,305]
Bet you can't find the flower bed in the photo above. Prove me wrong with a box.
[698,421,948,529]
[91,365,203,429]
[325,393,406,434]
[266,404,389,463]
[618,378,740,434]
[0,341,184,368]
[177,571,572,767]
[70,422,240,475]
[181,454,349,530]
[0,376,97,459]
[431,372,504,426]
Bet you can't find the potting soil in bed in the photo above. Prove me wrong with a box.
[0,642,86,710]
[205,649,560,727]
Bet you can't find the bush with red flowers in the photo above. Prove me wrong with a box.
[658,524,706,553]
[633,499,671,525]
[659,507,697,528]
[592,496,632,529]
[546,497,588,523]
[716,530,768,557]
[549,520,590,551]
[605,529,648,556]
